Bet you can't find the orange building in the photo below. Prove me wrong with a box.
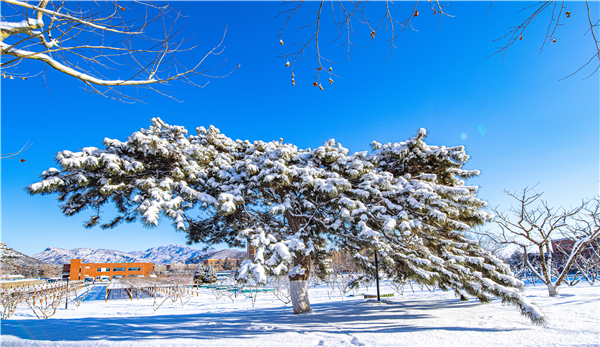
[203,258,241,272]
[67,259,154,281]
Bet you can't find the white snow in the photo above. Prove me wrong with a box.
[288,265,306,278]
[0,18,43,30]
[2,282,598,346]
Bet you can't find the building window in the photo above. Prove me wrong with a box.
[128,267,141,271]
[97,268,109,272]
[112,267,126,272]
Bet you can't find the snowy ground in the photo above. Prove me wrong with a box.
[1,281,598,346]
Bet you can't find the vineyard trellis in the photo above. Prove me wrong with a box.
[1,280,86,319]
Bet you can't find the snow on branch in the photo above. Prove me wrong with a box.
[0,0,237,102]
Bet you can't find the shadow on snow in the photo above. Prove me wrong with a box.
[1,298,521,343]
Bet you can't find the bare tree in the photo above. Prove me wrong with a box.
[490,187,600,296]
[65,281,91,307]
[269,275,292,305]
[210,272,239,302]
[277,1,452,88]
[277,1,599,87]
[24,281,71,319]
[490,0,600,80]
[0,285,25,319]
[465,227,508,258]
[118,275,194,311]
[0,0,235,102]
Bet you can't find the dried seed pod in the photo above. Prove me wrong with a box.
[329,67,332,72]
[292,79,295,86]
[414,10,419,17]
[286,61,290,67]
[329,78,333,84]
[319,84,324,91]
[566,11,571,18]
[519,35,523,40]
[292,74,295,78]
[552,39,557,43]
[312,81,318,87]
[279,40,284,45]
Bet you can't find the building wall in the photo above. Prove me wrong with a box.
[153,263,198,274]
[203,258,240,272]
[62,264,71,280]
[68,259,154,281]
[551,238,598,263]
[247,243,256,260]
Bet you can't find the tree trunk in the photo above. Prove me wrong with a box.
[290,279,311,314]
[547,284,559,297]
[289,252,311,314]
[284,210,313,314]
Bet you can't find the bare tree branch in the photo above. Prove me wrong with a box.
[277,1,452,88]
[489,187,599,296]
[0,142,31,160]
[0,0,236,102]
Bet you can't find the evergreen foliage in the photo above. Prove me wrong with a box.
[29,118,545,324]
[193,263,218,284]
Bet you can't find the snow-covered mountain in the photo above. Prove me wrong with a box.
[129,244,209,265]
[33,247,142,265]
[0,242,61,278]
[1,242,48,268]
[31,244,243,265]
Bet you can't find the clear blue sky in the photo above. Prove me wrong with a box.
[1,1,598,256]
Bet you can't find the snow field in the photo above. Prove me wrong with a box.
[1,282,598,346]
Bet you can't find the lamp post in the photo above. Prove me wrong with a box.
[374,251,381,303]
[65,278,69,309]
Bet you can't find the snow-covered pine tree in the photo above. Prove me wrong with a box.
[204,266,218,284]
[325,131,545,324]
[193,263,218,284]
[28,119,544,323]
[27,118,250,243]
[237,131,544,323]
[192,264,206,285]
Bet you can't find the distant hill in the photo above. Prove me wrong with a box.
[31,244,246,265]
[0,242,61,278]
[33,246,141,265]
[128,244,209,265]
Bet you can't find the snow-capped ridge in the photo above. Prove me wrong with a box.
[31,244,241,265]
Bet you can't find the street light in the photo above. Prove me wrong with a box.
[65,278,69,309]
[374,250,381,303]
